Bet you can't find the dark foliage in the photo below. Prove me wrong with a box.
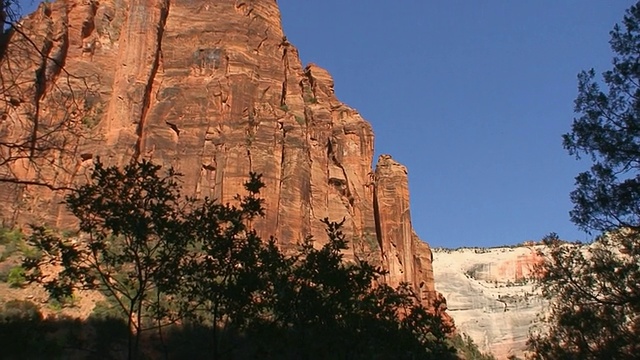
[528,2,640,359]
[448,333,495,360]
[563,2,640,234]
[22,159,455,359]
[24,159,187,359]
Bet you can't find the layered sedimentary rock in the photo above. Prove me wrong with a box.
[0,0,439,306]
[432,246,546,359]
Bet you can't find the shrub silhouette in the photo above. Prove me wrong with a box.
[21,159,455,359]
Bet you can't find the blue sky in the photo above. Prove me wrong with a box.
[278,1,634,248]
[18,1,635,248]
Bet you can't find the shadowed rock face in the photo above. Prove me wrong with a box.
[0,0,440,307]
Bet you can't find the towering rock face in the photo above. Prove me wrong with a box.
[375,155,437,303]
[0,0,439,306]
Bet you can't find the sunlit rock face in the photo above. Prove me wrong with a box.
[0,0,441,308]
[433,246,546,359]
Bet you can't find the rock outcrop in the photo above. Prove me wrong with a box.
[432,246,546,359]
[375,155,438,303]
[0,0,439,307]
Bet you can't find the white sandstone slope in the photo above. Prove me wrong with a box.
[433,246,547,360]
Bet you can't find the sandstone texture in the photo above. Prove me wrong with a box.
[432,246,546,359]
[0,0,439,307]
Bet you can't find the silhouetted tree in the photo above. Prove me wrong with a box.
[0,0,96,190]
[527,2,640,359]
[528,231,640,359]
[24,159,456,359]
[247,219,455,359]
[0,1,19,41]
[165,172,272,359]
[24,159,188,359]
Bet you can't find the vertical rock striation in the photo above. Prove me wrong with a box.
[374,155,437,303]
[0,0,440,307]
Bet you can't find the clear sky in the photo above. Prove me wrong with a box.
[278,1,635,248]
[17,1,635,248]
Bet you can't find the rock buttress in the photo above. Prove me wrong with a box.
[373,155,437,304]
[0,0,441,307]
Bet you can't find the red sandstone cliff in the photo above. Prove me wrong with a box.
[0,0,439,306]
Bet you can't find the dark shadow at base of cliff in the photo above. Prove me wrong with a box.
[0,299,459,360]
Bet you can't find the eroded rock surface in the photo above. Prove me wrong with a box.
[433,246,546,359]
[0,0,438,306]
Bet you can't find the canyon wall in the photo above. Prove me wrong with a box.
[432,246,546,359]
[0,0,439,306]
